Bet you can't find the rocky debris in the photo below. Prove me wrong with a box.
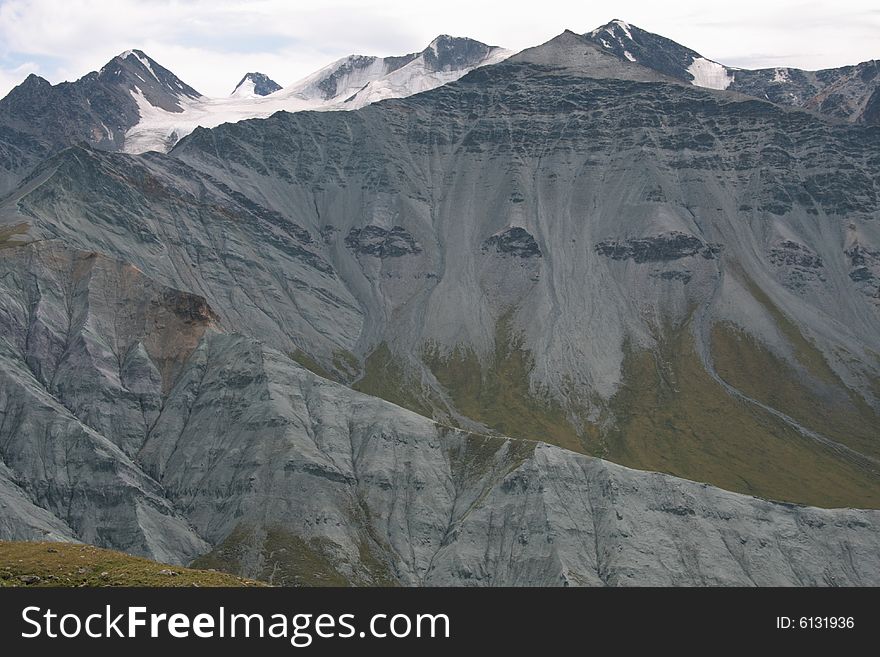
[19,575,41,584]
[769,241,824,269]
[650,269,692,283]
[850,267,873,282]
[482,227,542,258]
[345,225,422,257]
[0,461,77,543]
[158,569,179,576]
[595,232,716,263]
[769,240,826,289]
[845,244,880,301]
[2,145,361,359]
[846,244,879,272]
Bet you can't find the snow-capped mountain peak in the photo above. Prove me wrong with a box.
[121,36,511,154]
[231,72,282,98]
[98,48,202,111]
[584,19,732,90]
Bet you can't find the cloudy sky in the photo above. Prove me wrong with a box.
[0,0,878,98]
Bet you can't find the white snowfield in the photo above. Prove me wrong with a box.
[123,42,511,154]
[687,56,733,90]
[230,77,257,98]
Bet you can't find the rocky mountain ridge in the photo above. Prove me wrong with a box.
[0,25,878,585]
[586,19,880,124]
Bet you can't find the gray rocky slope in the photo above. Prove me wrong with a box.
[0,241,877,585]
[0,30,879,584]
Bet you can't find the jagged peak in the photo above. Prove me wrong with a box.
[108,49,158,75]
[118,48,149,60]
[428,34,454,47]
[21,72,50,86]
[97,48,201,101]
[231,72,282,97]
[590,19,634,37]
[425,34,500,54]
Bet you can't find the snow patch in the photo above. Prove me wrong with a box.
[623,50,637,62]
[686,57,733,90]
[231,78,256,98]
[600,38,612,49]
[612,19,633,41]
[773,68,790,83]
[123,50,159,82]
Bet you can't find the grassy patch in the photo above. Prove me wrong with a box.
[448,431,537,486]
[332,349,361,381]
[257,528,351,587]
[711,323,880,461]
[603,323,880,509]
[289,348,361,384]
[0,223,30,249]
[743,279,840,385]
[192,524,397,587]
[0,541,264,587]
[289,348,335,380]
[424,316,589,454]
[353,342,434,417]
[189,524,256,575]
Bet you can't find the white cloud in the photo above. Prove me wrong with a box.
[0,60,40,95]
[0,0,878,98]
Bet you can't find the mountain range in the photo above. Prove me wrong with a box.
[0,20,878,586]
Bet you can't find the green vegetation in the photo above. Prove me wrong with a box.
[354,342,434,416]
[744,279,843,386]
[289,348,335,380]
[603,321,880,509]
[257,529,350,587]
[289,348,361,383]
[188,524,254,576]
[0,223,30,249]
[0,541,264,587]
[448,431,537,487]
[424,316,591,455]
[341,299,880,510]
[192,524,396,587]
[332,349,361,381]
[711,323,880,461]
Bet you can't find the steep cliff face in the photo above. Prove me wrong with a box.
[0,242,212,562]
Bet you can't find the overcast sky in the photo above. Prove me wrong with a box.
[0,0,878,98]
